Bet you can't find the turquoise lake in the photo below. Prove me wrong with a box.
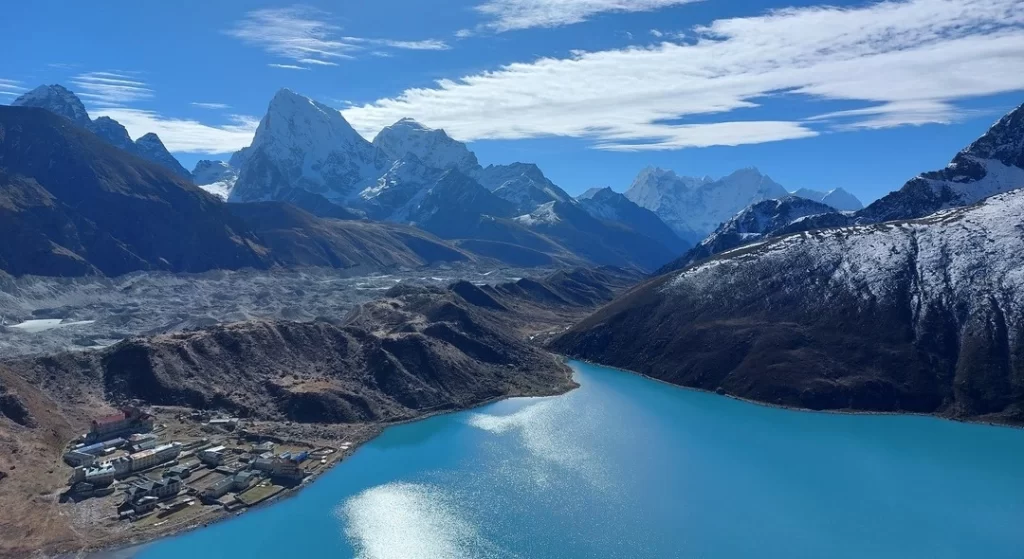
[131,361,1024,558]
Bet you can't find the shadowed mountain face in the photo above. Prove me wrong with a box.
[551,188,1024,424]
[12,85,192,180]
[228,201,471,270]
[0,106,473,277]
[0,106,271,276]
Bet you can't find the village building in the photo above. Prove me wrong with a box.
[199,445,227,466]
[86,407,154,442]
[129,442,181,471]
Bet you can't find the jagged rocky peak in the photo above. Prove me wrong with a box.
[12,84,90,126]
[230,89,380,203]
[372,117,480,175]
[625,165,789,244]
[256,88,368,152]
[87,116,134,151]
[852,101,1024,223]
[577,186,615,200]
[624,167,712,210]
[134,133,191,180]
[718,167,787,195]
[959,102,1024,168]
[476,162,574,214]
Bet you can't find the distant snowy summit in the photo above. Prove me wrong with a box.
[662,100,1024,272]
[12,84,191,180]
[624,166,867,244]
[373,117,480,176]
[624,166,789,244]
[791,187,864,211]
[191,160,239,200]
[225,88,687,271]
[229,88,384,203]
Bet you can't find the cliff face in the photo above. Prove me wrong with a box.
[551,190,1024,424]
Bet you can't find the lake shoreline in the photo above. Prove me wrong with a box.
[76,364,579,559]
[564,356,1024,431]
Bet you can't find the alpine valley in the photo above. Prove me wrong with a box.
[2,78,1024,559]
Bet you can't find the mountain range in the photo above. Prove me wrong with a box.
[623,167,864,245]
[212,88,690,271]
[0,105,479,276]
[551,101,1024,424]
[660,102,1024,271]
[11,85,191,180]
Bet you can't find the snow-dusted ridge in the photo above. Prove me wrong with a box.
[671,186,1024,322]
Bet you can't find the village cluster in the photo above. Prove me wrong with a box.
[61,407,342,524]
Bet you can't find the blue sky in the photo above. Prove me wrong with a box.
[2,0,1023,202]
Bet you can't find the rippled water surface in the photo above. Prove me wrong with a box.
[134,361,1024,558]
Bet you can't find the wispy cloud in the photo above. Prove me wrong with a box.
[344,0,1024,151]
[649,28,686,40]
[474,0,701,32]
[298,58,339,66]
[226,5,448,68]
[0,78,24,97]
[190,102,231,110]
[370,39,451,51]
[93,108,259,153]
[806,101,971,131]
[72,71,152,106]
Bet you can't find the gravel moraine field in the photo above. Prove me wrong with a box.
[0,265,548,359]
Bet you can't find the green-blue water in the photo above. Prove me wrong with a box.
[131,361,1024,558]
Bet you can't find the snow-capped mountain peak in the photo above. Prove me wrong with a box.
[960,102,1024,168]
[625,166,788,244]
[476,162,574,214]
[12,84,91,126]
[372,117,480,175]
[230,88,382,203]
[191,160,239,200]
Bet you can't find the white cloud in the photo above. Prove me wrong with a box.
[649,28,686,40]
[371,39,451,51]
[226,6,449,66]
[93,108,259,153]
[0,79,24,96]
[72,71,152,106]
[269,63,310,70]
[298,58,339,66]
[806,100,966,130]
[474,0,701,32]
[191,102,231,110]
[343,0,1024,151]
